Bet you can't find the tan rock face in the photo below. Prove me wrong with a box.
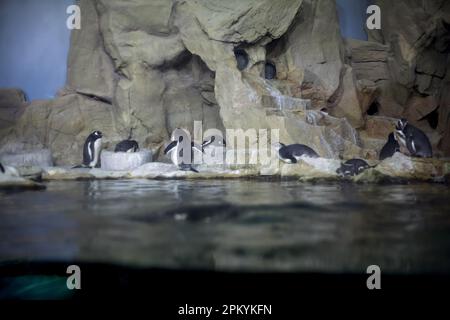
[0,88,27,133]
[366,0,450,155]
[2,0,450,167]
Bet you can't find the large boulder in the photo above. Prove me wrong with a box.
[0,88,27,133]
[282,0,345,107]
[66,0,116,101]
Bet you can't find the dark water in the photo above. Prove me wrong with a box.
[1,180,450,274]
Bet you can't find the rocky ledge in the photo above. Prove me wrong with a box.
[0,174,46,190]
[0,153,444,185]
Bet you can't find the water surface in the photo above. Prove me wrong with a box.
[1,180,450,274]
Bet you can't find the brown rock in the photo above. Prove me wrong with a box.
[364,116,397,139]
[404,95,439,122]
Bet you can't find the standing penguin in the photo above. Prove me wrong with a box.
[336,159,372,177]
[273,142,319,163]
[79,131,103,168]
[164,128,204,173]
[394,119,433,158]
[379,133,400,160]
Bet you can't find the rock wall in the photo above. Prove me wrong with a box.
[366,0,450,156]
[0,0,449,165]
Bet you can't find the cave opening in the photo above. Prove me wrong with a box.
[366,100,380,115]
[264,61,277,80]
[420,107,440,129]
[234,48,249,71]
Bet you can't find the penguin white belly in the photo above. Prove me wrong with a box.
[89,138,102,167]
[170,146,181,166]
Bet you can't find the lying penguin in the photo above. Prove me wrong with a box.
[115,138,139,153]
[115,129,139,153]
[336,159,372,177]
[273,142,319,163]
[379,133,400,160]
[202,135,226,149]
[164,128,204,173]
[73,130,103,168]
[394,118,432,158]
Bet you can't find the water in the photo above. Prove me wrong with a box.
[1,180,450,274]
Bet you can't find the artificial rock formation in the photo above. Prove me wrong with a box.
[0,0,449,167]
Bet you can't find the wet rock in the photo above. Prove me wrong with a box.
[355,153,448,183]
[0,166,45,190]
[15,166,44,180]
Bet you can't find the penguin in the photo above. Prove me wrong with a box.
[0,163,19,176]
[115,129,139,153]
[336,159,372,177]
[394,118,433,158]
[379,133,400,160]
[202,135,226,149]
[273,142,319,163]
[115,139,139,152]
[74,131,103,168]
[164,128,204,173]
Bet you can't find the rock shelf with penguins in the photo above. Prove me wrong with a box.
[1,0,450,188]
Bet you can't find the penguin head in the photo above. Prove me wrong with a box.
[272,142,285,152]
[202,135,226,148]
[93,131,103,138]
[171,128,189,142]
[396,119,408,131]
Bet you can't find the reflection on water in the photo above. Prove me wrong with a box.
[1,180,450,273]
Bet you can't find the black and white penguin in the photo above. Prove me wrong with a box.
[394,119,433,158]
[164,128,204,173]
[115,129,139,153]
[0,162,5,174]
[273,142,319,163]
[115,140,139,153]
[336,159,371,177]
[81,130,103,168]
[202,135,226,149]
[379,133,400,160]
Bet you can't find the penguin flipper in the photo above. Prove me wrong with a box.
[191,142,205,154]
[0,163,4,173]
[189,166,199,173]
[164,141,178,155]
